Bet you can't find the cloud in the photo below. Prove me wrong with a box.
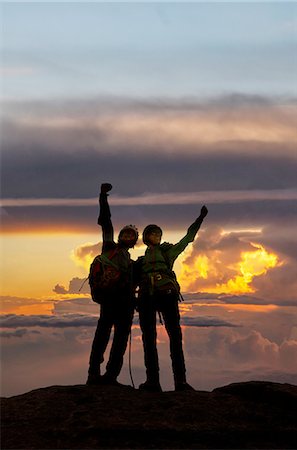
[1,302,296,397]
[71,242,101,271]
[54,224,297,308]
[251,262,297,303]
[0,323,96,397]
[2,95,297,202]
[216,295,297,307]
[2,200,297,236]
[3,95,297,153]
[0,328,42,339]
[179,226,281,295]
[280,339,297,367]
[52,298,99,315]
[53,277,90,295]
[0,311,237,330]
[0,296,53,314]
[2,188,297,207]
[53,284,68,295]
[227,330,279,363]
[180,316,239,328]
[181,293,297,309]
[184,327,297,371]
[0,313,98,328]
[260,225,297,261]
[0,328,28,338]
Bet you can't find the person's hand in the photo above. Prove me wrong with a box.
[101,183,112,194]
[200,205,208,218]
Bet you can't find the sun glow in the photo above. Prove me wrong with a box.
[179,243,279,295]
[179,255,210,288]
[216,243,279,294]
[0,234,97,298]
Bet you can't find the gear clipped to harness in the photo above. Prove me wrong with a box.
[89,249,122,304]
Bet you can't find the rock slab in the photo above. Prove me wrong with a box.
[1,381,297,449]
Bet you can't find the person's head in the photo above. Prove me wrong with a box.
[118,225,139,248]
[143,224,163,246]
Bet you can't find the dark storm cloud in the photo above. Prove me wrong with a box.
[1,200,297,234]
[2,95,296,237]
[2,142,297,199]
[1,94,297,199]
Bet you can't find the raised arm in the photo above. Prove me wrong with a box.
[167,205,208,264]
[97,183,114,244]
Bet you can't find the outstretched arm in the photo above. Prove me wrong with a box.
[97,183,114,244]
[167,205,208,263]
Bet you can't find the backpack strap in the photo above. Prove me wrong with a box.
[99,247,119,270]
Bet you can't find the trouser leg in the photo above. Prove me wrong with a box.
[161,295,186,385]
[139,297,160,383]
[88,303,113,375]
[105,304,134,379]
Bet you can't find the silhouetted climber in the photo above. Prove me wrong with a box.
[135,206,208,392]
[87,183,138,386]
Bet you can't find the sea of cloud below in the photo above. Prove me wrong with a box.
[1,293,296,397]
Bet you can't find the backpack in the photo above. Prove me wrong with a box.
[89,248,122,304]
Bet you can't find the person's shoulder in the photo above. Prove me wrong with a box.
[160,242,173,252]
[102,241,117,253]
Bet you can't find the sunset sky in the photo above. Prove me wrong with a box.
[1,2,297,396]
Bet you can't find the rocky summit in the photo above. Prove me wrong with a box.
[1,381,297,449]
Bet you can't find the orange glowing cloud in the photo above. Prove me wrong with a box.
[71,242,101,271]
[213,244,279,294]
[179,234,280,295]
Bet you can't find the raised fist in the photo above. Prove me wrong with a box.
[200,205,208,218]
[101,183,113,194]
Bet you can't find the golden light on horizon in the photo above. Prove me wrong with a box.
[223,304,279,312]
[0,234,96,298]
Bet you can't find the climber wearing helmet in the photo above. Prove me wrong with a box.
[87,183,138,386]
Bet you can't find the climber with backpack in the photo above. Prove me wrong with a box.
[86,183,138,386]
[135,205,208,392]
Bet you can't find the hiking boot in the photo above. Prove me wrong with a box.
[139,381,162,392]
[175,382,195,392]
[99,373,120,386]
[86,373,102,386]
